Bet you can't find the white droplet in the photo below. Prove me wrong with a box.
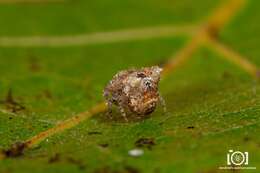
[128,148,144,157]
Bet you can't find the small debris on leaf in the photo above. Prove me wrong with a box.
[28,56,42,72]
[3,142,26,157]
[66,157,86,170]
[48,153,61,163]
[128,148,144,157]
[124,166,140,173]
[135,137,155,149]
[88,131,103,135]
[98,143,109,148]
[0,89,26,113]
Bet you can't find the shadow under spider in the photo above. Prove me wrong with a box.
[93,109,153,123]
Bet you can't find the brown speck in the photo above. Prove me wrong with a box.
[28,56,41,72]
[256,70,260,78]
[42,89,53,99]
[222,71,232,79]
[0,89,26,113]
[4,142,26,157]
[206,24,219,39]
[88,131,102,135]
[36,89,53,100]
[187,126,195,129]
[98,143,109,148]
[67,157,86,170]
[124,166,140,173]
[94,167,111,173]
[243,136,250,142]
[48,153,60,163]
[135,137,155,149]
[48,154,86,170]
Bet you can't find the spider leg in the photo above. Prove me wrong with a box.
[159,93,167,114]
[105,99,113,119]
[103,90,114,119]
[118,105,128,122]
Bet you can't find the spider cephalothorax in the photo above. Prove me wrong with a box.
[103,66,165,121]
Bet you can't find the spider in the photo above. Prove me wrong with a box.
[103,66,166,121]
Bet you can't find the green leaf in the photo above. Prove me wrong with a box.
[0,0,260,173]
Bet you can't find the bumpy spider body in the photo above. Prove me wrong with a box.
[103,66,165,121]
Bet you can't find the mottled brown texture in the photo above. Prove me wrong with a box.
[103,66,165,121]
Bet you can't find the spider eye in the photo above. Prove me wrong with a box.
[143,80,153,90]
[145,81,151,87]
[137,73,146,78]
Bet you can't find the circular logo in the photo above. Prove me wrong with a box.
[230,151,245,166]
